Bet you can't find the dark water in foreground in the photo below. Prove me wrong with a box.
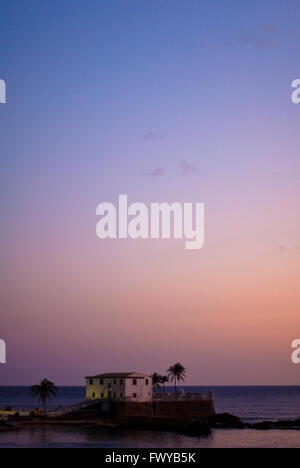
[0,426,299,448]
[1,386,300,448]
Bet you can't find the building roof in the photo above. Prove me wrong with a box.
[85,372,150,379]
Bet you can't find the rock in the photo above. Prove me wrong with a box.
[213,413,245,429]
[251,421,272,430]
[250,419,300,430]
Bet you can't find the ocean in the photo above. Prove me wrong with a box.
[1,386,300,448]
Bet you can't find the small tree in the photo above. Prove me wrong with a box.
[167,363,186,394]
[30,379,58,413]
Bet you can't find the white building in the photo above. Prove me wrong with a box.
[85,372,152,402]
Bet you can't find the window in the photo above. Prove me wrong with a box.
[89,379,93,385]
[113,392,116,399]
[100,379,104,385]
[120,379,123,384]
[145,379,149,385]
[133,379,137,385]
[113,379,116,385]
[133,393,137,398]
[108,383,111,389]
[101,393,104,398]
[92,392,95,398]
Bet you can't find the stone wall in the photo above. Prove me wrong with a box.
[110,399,215,420]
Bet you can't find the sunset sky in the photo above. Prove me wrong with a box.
[1,0,300,385]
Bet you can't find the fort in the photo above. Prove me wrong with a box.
[39,372,216,434]
[45,372,216,431]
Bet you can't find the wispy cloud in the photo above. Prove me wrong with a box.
[145,166,165,178]
[260,24,277,34]
[198,24,277,51]
[179,160,198,176]
[138,132,163,141]
[228,24,277,49]
[228,33,275,49]
[276,244,300,253]
[276,245,288,252]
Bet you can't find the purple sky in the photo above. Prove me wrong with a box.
[0,0,300,385]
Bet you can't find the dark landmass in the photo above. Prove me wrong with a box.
[212,413,300,431]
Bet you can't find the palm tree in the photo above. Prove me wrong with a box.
[160,375,169,394]
[30,379,58,412]
[167,363,186,394]
[151,373,162,393]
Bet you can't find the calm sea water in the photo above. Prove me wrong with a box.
[1,386,300,448]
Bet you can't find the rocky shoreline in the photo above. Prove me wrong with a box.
[214,413,300,430]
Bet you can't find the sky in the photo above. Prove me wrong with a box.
[0,0,300,385]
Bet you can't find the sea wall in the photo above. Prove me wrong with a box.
[110,400,215,420]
